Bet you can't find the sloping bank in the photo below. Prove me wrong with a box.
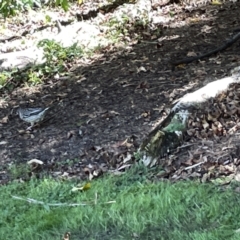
[139,66,240,166]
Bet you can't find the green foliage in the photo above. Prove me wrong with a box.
[0,0,33,17]
[0,71,11,89]
[25,40,83,85]
[0,0,69,18]
[8,163,31,180]
[56,0,69,11]
[105,12,150,44]
[133,150,143,161]
[28,70,43,85]
[0,69,20,91]
[37,39,83,74]
[0,40,83,91]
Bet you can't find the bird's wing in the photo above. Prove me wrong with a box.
[25,108,45,116]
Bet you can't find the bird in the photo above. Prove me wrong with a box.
[17,107,49,130]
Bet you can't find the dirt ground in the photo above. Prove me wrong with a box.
[1,1,240,183]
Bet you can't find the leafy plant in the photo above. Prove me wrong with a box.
[37,39,83,74]
[0,69,21,91]
[8,163,31,180]
[0,40,84,92]
[0,71,11,89]
[28,70,42,85]
[0,0,36,17]
[133,150,143,161]
[56,0,69,11]
[0,0,70,18]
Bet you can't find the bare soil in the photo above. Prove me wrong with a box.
[1,1,240,183]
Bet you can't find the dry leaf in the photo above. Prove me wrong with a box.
[123,153,132,163]
[137,66,147,73]
[201,25,212,33]
[93,169,102,177]
[71,182,91,192]
[187,51,197,57]
[63,232,71,240]
[89,172,94,180]
[0,116,8,124]
[82,182,91,190]
[211,0,222,5]
[235,173,240,182]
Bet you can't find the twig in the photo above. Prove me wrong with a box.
[12,195,116,206]
[184,161,205,170]
[56,20,63,33]
[171,31,240,69]
[177,143,195,149]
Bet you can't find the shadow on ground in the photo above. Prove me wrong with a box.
[0,1,240,181]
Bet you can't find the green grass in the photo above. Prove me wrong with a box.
[1,166,240,240]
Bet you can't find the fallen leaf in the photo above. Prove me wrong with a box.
[0,116,8,123]
[71,182,91,192]
[93,169,102,177]
[201,25,212,33]
[63,232,71,240]
[211,0,222,5]
[235,173,240,182]
[123,153,132,163]
[137,66,147,73]
[187,51,197,57]
[82,182,91,190]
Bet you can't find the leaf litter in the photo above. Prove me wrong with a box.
[0,0,240,185]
